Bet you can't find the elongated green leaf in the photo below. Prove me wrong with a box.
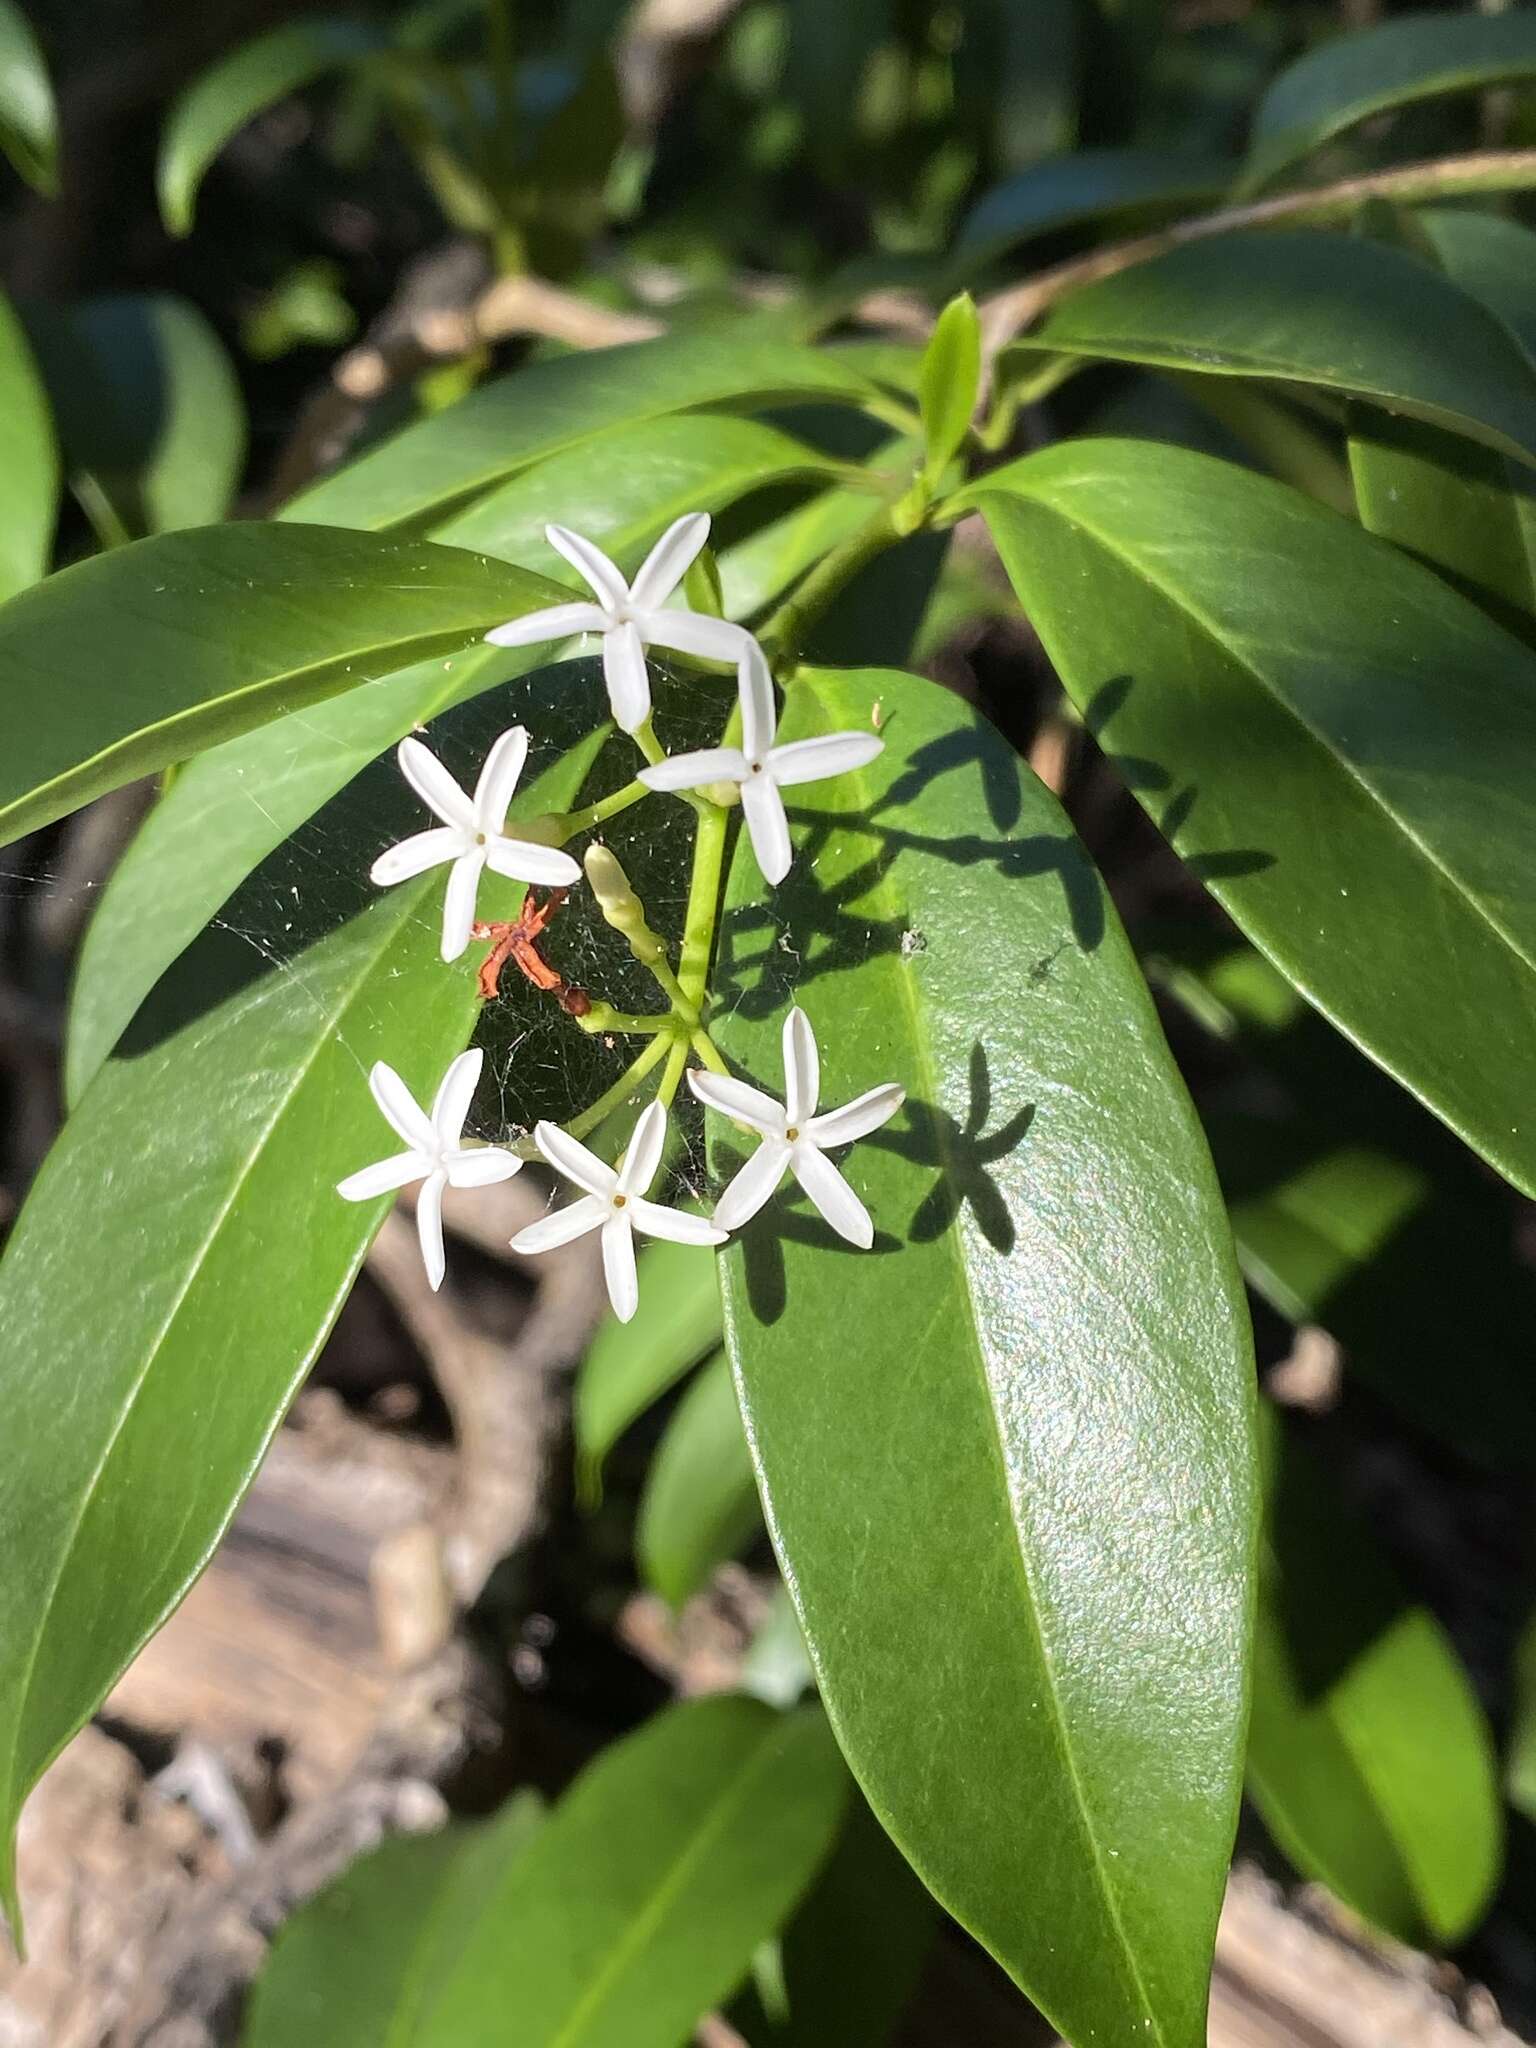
[713,665,1254,2048]
[0,522,566,849]
[1250,1413,1501,1945]
[1243,9,1536,194]
[159,18,385,234]
[66,417,836,1101]
[917,295,979,488]
[243,1797,545,2047]
[971,438,1536,1198]
[575,1237,723,1496]
[955,147,1229,267]
[1015,230,1536,469]
[0,678,602,1939]
[27,294,246,539]
[0,287,56,602]
[1507,1610,1536,1829]
[287,326,875,532]
[411,1697,846,2048]
[638,1352,760,1609]
[0,0,55,193]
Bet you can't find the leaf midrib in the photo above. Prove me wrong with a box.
[798,671,1168,2043]
[0,875,445,1832]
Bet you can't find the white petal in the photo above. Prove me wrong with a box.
[642,609,750,666]
[369,1061,436,1152]
[545,524,629,610]
[473,725,529,832]
[767,730,885,788]
[444,1146,523,1187]
[687,1068,785,1136]
[416,1172,448,1290]
[370,827,463,887]
[485,601,608,647]
[511,1193,607,1253]
[711,1135,791,1233]
[618,1099,667,1197]
[807,1082,905,1149]
[792,1143,873,1248]
[601,1212,640,1323]
[782,1007,819,1126]
[603,620,652,734]
[440,850,485,962]
[735,636,777,762]
[628,1198,728,1246]
[534,1120,617,1198]
[637,747,748,794]
[336,1151,427,1202]
[628,511,711,611]
[741,775,792,886]
[398,737,475,831]
[484,835,583,886]
[430,1047,482,1147]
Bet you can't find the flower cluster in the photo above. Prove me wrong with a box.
[337,514,905,1321]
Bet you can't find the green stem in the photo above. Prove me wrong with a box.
[633,717,668,770]
[690,1028,730,1076]
[758,503,907,671]
[643,951,699,1026]
[563,1031,672,1143]
[552,777,650,840]
[657,1033,690,1109]
[576,1006,673,1035]
[679,799,731,1009]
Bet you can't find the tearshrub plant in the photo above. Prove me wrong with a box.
[4,1,1536,2041]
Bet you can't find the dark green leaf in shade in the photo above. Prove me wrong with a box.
[159,18,386,234]
[970,439,1536,1198]
[712,665,1255,2048]
[637,1351,761,1609]
[1015,231,1536,469]
[0,286,56,602]
[0,0,56,193]
[1242,9,1536,193]
[954,147,1229,268]
[575,1237,723,1499]
[0,522,567,849]
[1249,1410,1501,1946]
[410,1697,847,2048]
[242,1796,545,2047]
[0,678,602,1941]
[25,294,246,540]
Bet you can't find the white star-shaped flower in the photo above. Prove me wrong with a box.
[337,1048,521,1292]
[509,1100,727,1323]
[637,639,884,884]
[370,725,581,962]
[483,515,747,734]
[689,1008,903,1248]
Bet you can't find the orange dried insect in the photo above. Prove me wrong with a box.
[472,889,567,1003]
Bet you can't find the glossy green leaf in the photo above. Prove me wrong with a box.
[971,438,1536,1199]
[1242,9,1536,194]
[0,286,56,602]
[0,678,601,1939]
[575,1237,723,1498]
[243,1796,545,2047]
[0,522,566,850]
[26,294,246,539]
[159,18,386,234]
[285,326,875,532]
[410,1696,846,2048]
[917,294,979,488]
[1419,206,1536,365]
[713,665,1255,2048]
[954,147,1229,267]
[638,1352,760,1609]
[1249,1412,1501,1946]
[728,1791,936,2048]
[1015,230,1536,469]
[66,416,837,1101]
[0,0,56,193]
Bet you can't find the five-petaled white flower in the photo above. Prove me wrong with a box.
[509,1100,726,1322]
[689,1007,903,1247]
[336,1048,521,1292]
[484,515,746,735]
[637,639,884,885]
[370,725,581,962]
